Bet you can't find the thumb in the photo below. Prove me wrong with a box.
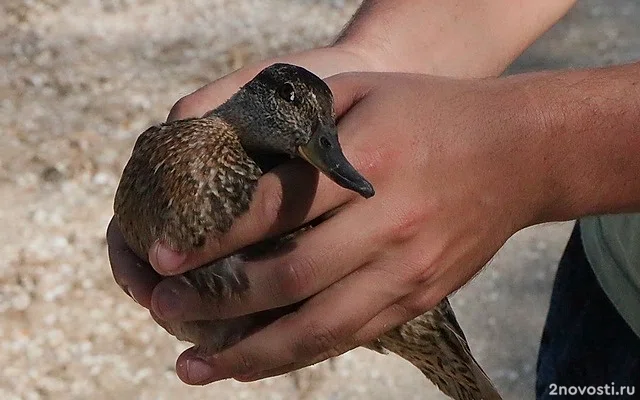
[166,47,371,122]
[166,67,262,122]
[325,71,378,118]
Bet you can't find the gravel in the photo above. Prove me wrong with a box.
[2,1,637,399]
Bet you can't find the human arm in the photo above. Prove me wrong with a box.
[163,0,577,121]
[335,0,577,78]
[514,61,640,221]
[106,0,592,385]
[110,0,577,313]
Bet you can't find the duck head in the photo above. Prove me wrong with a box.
[213,63,375,198]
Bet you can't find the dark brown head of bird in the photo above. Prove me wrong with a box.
[214,63,374,197]
[114,63,374,260]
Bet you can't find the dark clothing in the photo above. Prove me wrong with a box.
[536,226,640,399]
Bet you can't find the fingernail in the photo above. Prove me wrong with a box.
[149,241,187,273]
[125,286,140,305]
[186,358,217,384]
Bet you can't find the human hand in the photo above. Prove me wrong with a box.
[108,0,572,321]
[110,71,549,384]
[108,43,380,309]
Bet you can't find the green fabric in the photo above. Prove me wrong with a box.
[580,214,640,338]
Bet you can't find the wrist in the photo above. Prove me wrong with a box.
[472,74,563,231]
[514,72,577,226]
[501,63,640,226]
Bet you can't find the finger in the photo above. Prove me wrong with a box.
[174,261,412,385]
[233,342,358,382]
[148,151,374,275]
[166,68,261,122]
[148,160,354,275]
[232,307,419,383]
[167,47,370,122]
[107,218,160,309]
[326,71,378,117]
[235,278,450,382]
[149,75,383,276]
[150,199,380,321]
[149,309,172,333]
[173,257,479,385]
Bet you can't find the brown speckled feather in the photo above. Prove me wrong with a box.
[375,299,502,400]
[115,117,262,259]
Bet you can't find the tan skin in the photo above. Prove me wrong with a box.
[106,0,640,385]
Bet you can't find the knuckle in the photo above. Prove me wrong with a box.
[294,322,341,360]
[390,299,423,321]
[273,255,317,302]
[400,257,431,286]
[374,251,431,288]
[232,350,257,376]
[384,205,427,245]
[395,247,441,287]
[415,260,439,285]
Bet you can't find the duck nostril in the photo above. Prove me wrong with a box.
[319,136,332,149]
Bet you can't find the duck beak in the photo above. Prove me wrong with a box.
[298,121,375,198]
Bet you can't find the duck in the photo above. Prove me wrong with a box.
[113,63,502,400]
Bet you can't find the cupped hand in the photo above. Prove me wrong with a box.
[108,44,377,309]
[111,69,549,384]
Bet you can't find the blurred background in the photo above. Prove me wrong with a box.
[1,1,639,399]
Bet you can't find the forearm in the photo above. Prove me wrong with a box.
[513,62,640,224]
[336,0,576,78]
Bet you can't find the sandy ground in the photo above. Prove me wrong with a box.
[1,1,638,399]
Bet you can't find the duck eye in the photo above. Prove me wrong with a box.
[277,82,296,102]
